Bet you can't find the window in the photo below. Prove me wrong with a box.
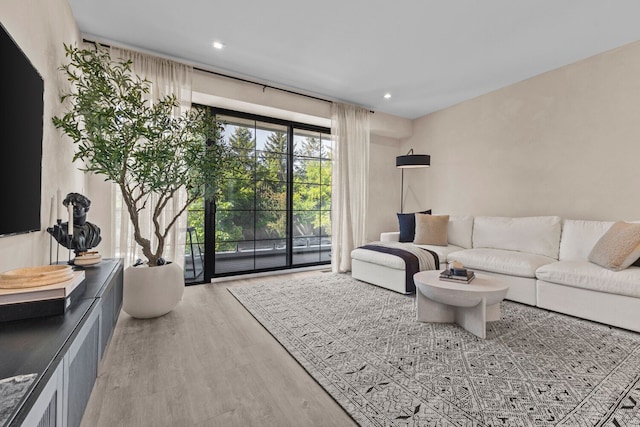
[186,108,331,280]
[292,129,332,265]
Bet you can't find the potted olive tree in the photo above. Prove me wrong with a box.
[53,44,229,318]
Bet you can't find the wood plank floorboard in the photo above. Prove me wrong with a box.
[81,271,357,427]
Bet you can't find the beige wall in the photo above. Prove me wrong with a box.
[367,135,402,242]
[402,41,640,221]
[0,0,82,271]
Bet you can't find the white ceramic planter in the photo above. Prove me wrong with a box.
[123,262,184,319]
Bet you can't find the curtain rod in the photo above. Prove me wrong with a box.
[199,69,375,114]
[193,67,333,104]
[83,38,374,113]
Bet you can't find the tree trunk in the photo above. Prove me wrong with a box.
[120,183,159,266]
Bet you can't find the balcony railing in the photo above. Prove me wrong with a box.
[184,236,331,281]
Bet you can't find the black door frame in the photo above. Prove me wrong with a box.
[202,107,331,281]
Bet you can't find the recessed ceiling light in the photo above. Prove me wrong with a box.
[212,41,224,50]
[384,93,392,99]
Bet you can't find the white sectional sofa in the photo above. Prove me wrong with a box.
[446,216,562,306]
[536,219,640,332]
[354,215,640,332]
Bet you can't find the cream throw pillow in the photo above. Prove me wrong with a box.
[414,214,449,246]
[588,221,640,271]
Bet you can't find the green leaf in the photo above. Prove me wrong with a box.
[51,44,232,263]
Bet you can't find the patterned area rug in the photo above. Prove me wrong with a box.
[229,274,640,426]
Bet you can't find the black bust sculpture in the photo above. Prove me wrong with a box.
[47,193,102,256]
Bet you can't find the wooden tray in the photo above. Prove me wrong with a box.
[0,265,74,289]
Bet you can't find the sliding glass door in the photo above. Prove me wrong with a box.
[292,129,332,265]
[187,108,331,281]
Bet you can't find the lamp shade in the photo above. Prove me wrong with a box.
[396,154,430,169]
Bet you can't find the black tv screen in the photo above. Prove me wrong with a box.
[0,24,43,237]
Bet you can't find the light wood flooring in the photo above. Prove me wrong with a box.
[81,270,357,427]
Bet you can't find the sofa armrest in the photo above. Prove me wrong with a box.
[380,232,400,242]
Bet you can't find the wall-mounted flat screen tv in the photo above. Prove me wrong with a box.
[0,24,44,237]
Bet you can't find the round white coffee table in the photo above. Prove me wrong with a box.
[414,270,509,339]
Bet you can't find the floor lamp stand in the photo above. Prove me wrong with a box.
[400,168,404,213]
[396,149,430,214]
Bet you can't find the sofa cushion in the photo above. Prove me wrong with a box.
[588,222,640,271]
[536,260,640,298]
[447,215,474,249]
[414,244,464,264]
[414,214,448,246]
[351,247,405,270]
[448,248,557,278]
[559,219,614,261]
[380,232,400,242]
[473,216,562,259]
[397,210,431,242]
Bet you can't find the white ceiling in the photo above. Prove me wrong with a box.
[68,0,640,119]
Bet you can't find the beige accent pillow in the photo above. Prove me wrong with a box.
[588,222,640,271]
[414,214,449,246]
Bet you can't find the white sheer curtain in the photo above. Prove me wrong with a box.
[331,103,370,273]
[110,47,193,267]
